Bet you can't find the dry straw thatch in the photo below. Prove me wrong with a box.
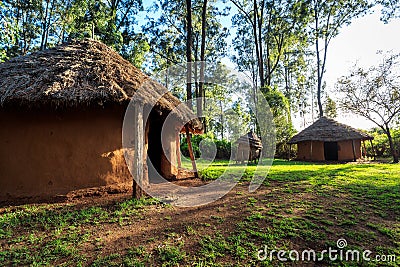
[288,117,373,144]
[237,131,263,149]
[0,39,202,131]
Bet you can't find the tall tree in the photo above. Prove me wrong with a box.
[1,0,42,56]
[0,0,145,66]
[186,0,193,109]
[197,0,208,119]
[231,0,310,89]
[308,0,370,117]
[337,52,400,163]
[142,0,229,114]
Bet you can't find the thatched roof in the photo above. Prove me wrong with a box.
[0,39,202,132]
[288,117,373,144]
[237,131,263,149]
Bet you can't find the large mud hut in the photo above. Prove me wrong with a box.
[0,39,202,201]
[288,117,373,161]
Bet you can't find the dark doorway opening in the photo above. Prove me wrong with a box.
[324,142,338,161]
[147,109,164,183]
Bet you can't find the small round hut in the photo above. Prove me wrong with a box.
[288,117,373,161]
[236,131,263,163]
[0,39,202,201]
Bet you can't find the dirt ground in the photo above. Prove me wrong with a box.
[1,176,398,266]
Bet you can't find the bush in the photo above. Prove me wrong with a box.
[215,139,232,159]
[180,134,233,159]
[365,128,400,158]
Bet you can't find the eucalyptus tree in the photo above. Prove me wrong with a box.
[308,0,371,117]
[0,0,42,57]
[142,0,229,113]
[62,0,143,50]
[231,0,310,90]
[203,62,236,138]
[231,0,310,146]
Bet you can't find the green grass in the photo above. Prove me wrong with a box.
[0,160,399,266]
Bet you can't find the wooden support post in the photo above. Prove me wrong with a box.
[132,104,147,199]
[185,125,198,178]
[176,133,182,168]
[310,141,313,160]
[143,119,149,188]
[288,144,291,161]
[351,140,356,162]
[362,140,367,159]
[370,139,376,161]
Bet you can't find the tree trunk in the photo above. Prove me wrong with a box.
[132,105,146,199]
[252,0,264,88]
[386,126,399,163]
[186,0,193,109]
[256,0,265,87]
[44,0,56,49]
[219,99,224,140]
[264,1,274,89]
[185,126,198,177]
[40,0,50,50]
[91,23,95,39]
[314,3,324,118]
[198,0,207,123]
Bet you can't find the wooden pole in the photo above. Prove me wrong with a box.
[310,141,313,160]
[351,140,356,162]
[143,120,149,188]
[288,144,291,161]
[362,140,367,159]
[370,139,376,161]
[133,104,146,199]
[185,125,198,178]
[176,133,182,168]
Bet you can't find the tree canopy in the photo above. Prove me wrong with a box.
[1,0,398,151]
[337,52,400,162]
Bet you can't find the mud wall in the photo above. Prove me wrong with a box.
[338,140,361,161]
[296,140,362,161]
[0,106,132,200]
[296,141,324,161]
[160,121,178,179]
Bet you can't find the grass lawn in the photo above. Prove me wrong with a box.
[0,160,399,266]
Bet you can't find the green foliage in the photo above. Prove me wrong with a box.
[156,243,186,266]
[142,0,229,71]
[120,33,150,68]
[231,0,311,88]
[337,52,400,162]
[180,133,232,159]
[380,0,400,23]
[0,0,147,67]
[1,160,400,266]
[262,87,295,157]
[309,0,371,117]
[324,97,337,118]
[366,127,400,158]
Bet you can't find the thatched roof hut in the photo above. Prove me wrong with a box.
[236,131,263,163]
[0,39,202,131]
[237,132,263,148]
[0,39,201,201]
[288,117,373,161]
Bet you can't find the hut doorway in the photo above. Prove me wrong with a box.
[324,142,338,161]
[147,112,164,183]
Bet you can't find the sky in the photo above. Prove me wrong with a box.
[322,7,400,131]
[138,3,400,131]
